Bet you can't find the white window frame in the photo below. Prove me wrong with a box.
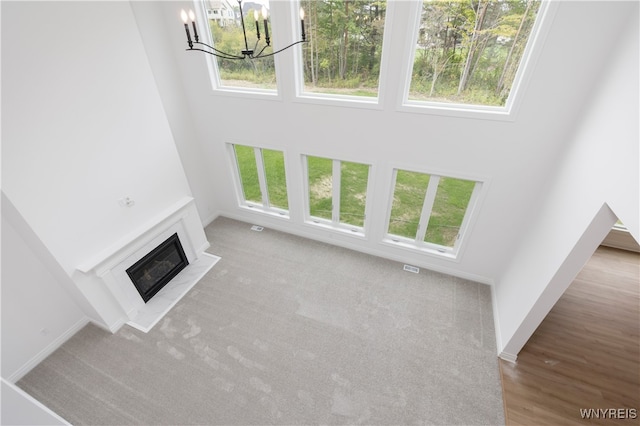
[291,0,395,110]
[396,0,558,121]
[194,0,282,98]
[383,167,484,260]
[228,143,290,218]
[302,155,373,237]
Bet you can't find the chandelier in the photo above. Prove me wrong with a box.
[181,1,307,60]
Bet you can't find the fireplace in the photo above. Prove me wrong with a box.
[126,233,189,303]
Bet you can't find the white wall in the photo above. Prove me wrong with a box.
[139,1,633,286]
[1,379,69,425]
[2,1,195,276]
[1,0,206,374]
[129,1,221,225]
[1,196,87,382]
[495,3,639,359]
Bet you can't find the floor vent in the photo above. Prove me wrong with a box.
[250,225,264,232]
[403,264,420,274]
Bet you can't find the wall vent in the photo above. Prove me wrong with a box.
[403,264,419,274]
[250,225,264,232]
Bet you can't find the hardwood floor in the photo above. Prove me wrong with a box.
[499,246,640,425]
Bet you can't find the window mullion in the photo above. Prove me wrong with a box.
[416,175,440,243]
[302,155,312,220]
[386,169,399,238]
[254,147,270,208]
[332,159,341,224]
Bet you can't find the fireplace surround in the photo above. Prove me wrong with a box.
[74,197,218,333]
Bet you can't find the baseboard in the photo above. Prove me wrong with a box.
[601,227,640,253]
[490,281,520,363]
[8,317,90,383]
[105,317,129,334]
[499,351,518,363]
[202,211,221,228]
[197,240,211,255]
[490,284,505,358]
[218,211,495,286]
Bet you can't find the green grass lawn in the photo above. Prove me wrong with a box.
[307,156,333,221]
[425,177,475,246]
[388,170,431,239]
[262,149,288,210]
[385,171,476,246]
[235,145,288,209]
[338,161,368,227]
[234,145,261,203]
[235,145,475,247]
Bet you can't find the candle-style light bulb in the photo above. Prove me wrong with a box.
[254,9,261,39]
[180,9,193,48]
[188,9,199,43]
[300,7,306,41]
[262,6,270,45]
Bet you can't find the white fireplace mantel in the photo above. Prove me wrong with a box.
[73,197,216,333]
[77,197,197,275]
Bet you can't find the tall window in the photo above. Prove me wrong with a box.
[300,0,387,98]
[232,144,289,215]
[204,0,277,90]
[306,156,370,231]
[408,0,542,107]
[387,169,480,255]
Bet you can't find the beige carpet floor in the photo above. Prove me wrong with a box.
[17,216,504,425]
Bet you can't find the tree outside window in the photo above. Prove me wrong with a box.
[300,0,387,98]
[409,0,542,106]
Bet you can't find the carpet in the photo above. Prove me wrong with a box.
[17,216,505,425]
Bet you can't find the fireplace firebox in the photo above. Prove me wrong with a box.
[126,233,189,303]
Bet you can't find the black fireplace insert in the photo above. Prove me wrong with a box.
[126,233,189,303]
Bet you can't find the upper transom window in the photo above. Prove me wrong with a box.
[407,0,543,108]
[300,0,387,99]
[204,0,277,91]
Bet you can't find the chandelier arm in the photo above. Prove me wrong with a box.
[254,40,308,59]
[187,47,245,60]
[253,43,271,58]
[191,41,245,59]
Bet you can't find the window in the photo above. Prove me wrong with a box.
[305,155,370,232]
[407,0,543,107]
[387,169,480,256]
[232,144,289,215]
[204,0,277,90]
[300,0,387,99]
